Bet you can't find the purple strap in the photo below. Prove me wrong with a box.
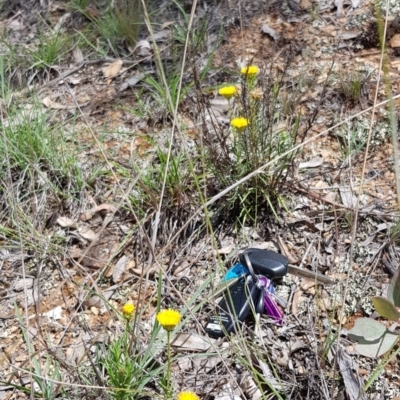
[258,276,284,325]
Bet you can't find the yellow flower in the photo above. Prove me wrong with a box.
[218,85,237,100]
[177,391,200,400]
[241,65,259,77]
[156,309,181,331]
[122,303,135,319]
[230,117,248,131]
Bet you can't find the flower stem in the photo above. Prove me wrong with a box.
[166,331,172,399]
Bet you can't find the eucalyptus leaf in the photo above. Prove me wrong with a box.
[348,318,387,341]
[348,318,398,358]
[354,332,398,358]
[388,269,400,307]
[372,296,400,321]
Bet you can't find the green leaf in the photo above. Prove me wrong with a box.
[388,268,400,307]
[348,318,398,358]
[372,296,400,321]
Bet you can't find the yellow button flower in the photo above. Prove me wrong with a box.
[177,391,200,400]
[240,65,259,77]
[122,303,135,320]
[156,309,181,332]
[218,85,237,100]
[230,117,248,131]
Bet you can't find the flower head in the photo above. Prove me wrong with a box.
[240,65,259,78]
[156,309,181,332]
[250,88,263,100]
[122,303,135,320]
[218,85,237,100]
[177,391,200,400]
[230,117,249,131]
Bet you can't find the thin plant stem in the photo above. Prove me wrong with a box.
[125,319,130,355]
[166,331,172,399]
[375,5,400,208]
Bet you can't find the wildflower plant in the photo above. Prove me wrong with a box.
[157,309,182,399]
[98,302,164,400]
[196,62,303,223]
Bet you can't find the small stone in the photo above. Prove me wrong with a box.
[90,306,99,316]
[358,368,368,375]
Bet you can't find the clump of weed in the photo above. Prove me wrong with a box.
[71,0,149,53]
[129,147,194,217]
[338,69,371,105]
[0,104,84,256]
[28,30,72,69]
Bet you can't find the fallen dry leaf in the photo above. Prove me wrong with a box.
[218,244,234,255]
[261,23,279,41]
[79,203,118,221]
[339,187,357,208]
[300,279,316,291]
[132,136,154,155]
[171,333,216,351]
[298,156,323,169]
[0,351,9,369]
[292,288,301,315]
[341,31,360,40]
[209,97,229,117]
[90,306,99,316]
[77,225,98,241]
[82,295,105,309]
[66,77,81,85]
[120,72,145,92]
[112,255,128,283]
[56,215,76,228]
[276,236,299,263]
[42,305,63,320]
[148,30,171,42]
[42,96,67,110]
[103,59,123,85]
[73,46,83,63]
[161,21,175,29]
[335,0,343,16]
[321,25,337,37]
[336,347,366,400]
[134,40,152,57]
[390,34,400,48]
